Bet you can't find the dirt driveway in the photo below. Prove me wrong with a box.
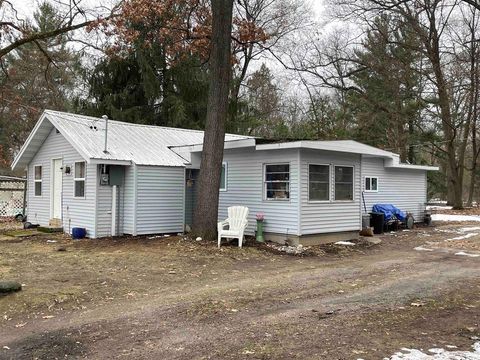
[0,221,479,359]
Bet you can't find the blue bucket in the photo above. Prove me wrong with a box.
[71,227,86,239]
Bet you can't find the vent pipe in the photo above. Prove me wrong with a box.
[102,115,108,153]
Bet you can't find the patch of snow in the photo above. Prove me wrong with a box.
[426,205,453,210]
[432,214,480,222]
[385,342,480,359]
[335,241,356,246]
[455,251,480,258]
[446,233,479,241]
[414,246,434,252]
[459,226,480,232]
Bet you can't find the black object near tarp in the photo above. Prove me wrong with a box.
[370,212,384,234]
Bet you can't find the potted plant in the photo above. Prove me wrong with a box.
[256,212,265,243]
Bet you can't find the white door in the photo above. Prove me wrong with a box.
[52,159,63,219]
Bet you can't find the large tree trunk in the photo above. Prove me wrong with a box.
[193,0,234,240]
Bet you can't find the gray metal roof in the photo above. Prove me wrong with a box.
[12,110,250,170]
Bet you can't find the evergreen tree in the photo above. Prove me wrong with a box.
[348,15,425,162]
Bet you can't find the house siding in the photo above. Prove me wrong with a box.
[184,169,199,229]
[361,157,427,220]
[27,127,97,237]
[95,166,126,237]
[218,148,300,237]
[135,165,185,235]
[122,165,135,234]
[299,149,362,235]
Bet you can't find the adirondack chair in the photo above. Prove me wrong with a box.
[217,206,249,248]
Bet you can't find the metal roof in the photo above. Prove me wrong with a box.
[12,110,250,170]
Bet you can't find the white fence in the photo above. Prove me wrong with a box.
[0,176,26,217]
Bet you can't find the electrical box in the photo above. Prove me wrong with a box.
[100,173,109,185]
[109,166,124,186]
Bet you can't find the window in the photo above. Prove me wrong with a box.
[309,164,330,201]
[334,166,354,201]
[365,176,378,192]
[220,162,227,191]
[74,161,86,198]
[34,165,42,196]
[265,164,290,200]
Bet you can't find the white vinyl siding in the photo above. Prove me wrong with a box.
[122,165,135,234]
[27,127,97,237]
[218,148,300,236]
[361,157,427,220]
[300,149,361,235]
[135,165,185,234]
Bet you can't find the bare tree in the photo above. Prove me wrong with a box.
[193,0,235,239]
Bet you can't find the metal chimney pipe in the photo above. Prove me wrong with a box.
[102,115,108,153]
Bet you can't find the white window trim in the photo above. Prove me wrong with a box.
[220,162,227,192]
[364,176,379,193]
[73,161,86,199]
[308,163,331,203]
[334,165,355,202]
[263,162,291,201]
[33,164,42,197]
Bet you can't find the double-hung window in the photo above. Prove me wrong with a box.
[365,176,378,192]
[74,161,86,198]
[309,164,330,201]
[334,166,354,201]
[265,164,290,200]
[34,165,42,196]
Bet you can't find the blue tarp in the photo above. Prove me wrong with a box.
[372,204,407,222]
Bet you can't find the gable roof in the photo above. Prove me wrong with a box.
[12,110,250,170]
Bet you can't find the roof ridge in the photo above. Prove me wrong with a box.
[43,109,248,138]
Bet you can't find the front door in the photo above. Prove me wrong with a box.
[52,159,63,219]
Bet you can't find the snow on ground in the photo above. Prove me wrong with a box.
[447,233,479,241]
[335,241,356,246]
[432,214,480,222]
[414,246,434,252]
[455,251,480,258]
[426,205,453,211]
[384,342,480,359]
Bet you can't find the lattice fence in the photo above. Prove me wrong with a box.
[0,177,26,218]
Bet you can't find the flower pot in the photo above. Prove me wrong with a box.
[256,219,265,243]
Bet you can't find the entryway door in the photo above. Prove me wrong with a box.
[52,159,63,219]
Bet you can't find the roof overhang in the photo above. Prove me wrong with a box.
[187,138,256,153]
[385,163,439,171]
[11,112,90,171]
[255,140,395,158]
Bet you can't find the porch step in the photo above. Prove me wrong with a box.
[38,226,63,234]
[49,218,62,228]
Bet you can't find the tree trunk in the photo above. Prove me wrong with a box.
[192,0,234,240]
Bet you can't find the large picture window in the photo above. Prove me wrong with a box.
[309,164,330,201]
[34,165,42,196]
[365,176,378,192]
[74,161,86,198]
[265,164,290,200]
[334,166,354,201]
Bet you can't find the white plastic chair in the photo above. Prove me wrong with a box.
[217,206,249,248]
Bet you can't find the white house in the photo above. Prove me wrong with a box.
[12,110,438,244]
